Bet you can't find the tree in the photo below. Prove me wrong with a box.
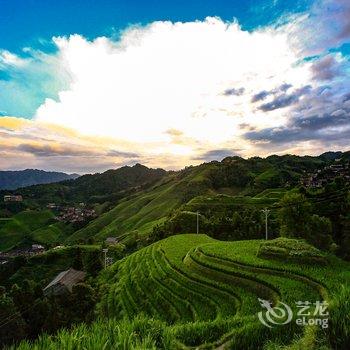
[108,243,126,261]
[0,292,26,346]
[83,250,103,276]
[10,280,49,339]
[69,283,96,323]
[72,247,83,270]
[308,214,333,250]
[278,193,334,250]
[278,193,312,239]
[340,215,350,260]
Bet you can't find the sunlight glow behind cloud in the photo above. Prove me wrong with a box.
[33,18,311,155]
[1,0,350,172]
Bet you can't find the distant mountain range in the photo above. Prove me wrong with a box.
[0,169,80,190]
[1,151,349,250]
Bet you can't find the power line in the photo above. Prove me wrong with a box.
[270,191,349,211]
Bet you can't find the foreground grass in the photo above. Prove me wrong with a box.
[9,316,170,350]
[10,235,350,349]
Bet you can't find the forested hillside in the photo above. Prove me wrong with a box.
[2,152,350,253]
[1,152,350,349]
[0,169,79,190]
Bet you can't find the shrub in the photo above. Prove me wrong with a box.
[257,238,328,265]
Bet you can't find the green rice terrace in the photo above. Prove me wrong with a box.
[15,234,350,350]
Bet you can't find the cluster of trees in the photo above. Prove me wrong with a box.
[279,184,350,258]
[151,181,350,259]
[0,201,26,217]
[150,207,278,243]
[0,246,107,347]
[0,242,138,347]
[0,280,96,347]
[278,193,335,250]
[207,154,330,192]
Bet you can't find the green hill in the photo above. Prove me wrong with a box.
[2,153,350,349]
[95,234,350,348]
[67,154,328,244]
[13,235,350,349]
[1,153,345,248]
[0,210,57,250]
[0,169,79,190]
[9,163,166,206]
[66,164,218,243]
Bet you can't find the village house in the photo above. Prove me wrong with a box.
[31,244,45,253]
[105,237,118,245]
[4,194,23,202]
[43,268,86,296]
[0,244,46,259]
[300,161,350,188]
[55,206,96,223]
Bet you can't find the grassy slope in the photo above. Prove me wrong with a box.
[31,222,75,246]
[184,193,278,211]
[67,165,220,243]
[17,235,349,349]
[254,188,288,199]
[2,155,325,246]
[0,210,56,251]
[96,235,349,348]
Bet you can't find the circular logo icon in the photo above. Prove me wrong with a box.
[258,298,293,328]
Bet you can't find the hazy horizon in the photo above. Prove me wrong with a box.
[1,149,348,175]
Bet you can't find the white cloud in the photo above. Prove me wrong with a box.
[0,47,71,117]
[34,17,312,158]
[0,50,27,67]
[4,8,349,172]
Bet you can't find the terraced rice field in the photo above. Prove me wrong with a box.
[97,234,350,349]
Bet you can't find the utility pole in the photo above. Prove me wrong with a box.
[261,208,270,240]
[102,248,108,268]
[196,211,199,234]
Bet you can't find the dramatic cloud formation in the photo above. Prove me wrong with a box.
[245,88,350,146]
[310,54,344,81]
[0,0,349,172]
[258,85,311,112]
[33,19,311,147]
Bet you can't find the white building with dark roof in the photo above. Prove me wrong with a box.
[4,195,23,202]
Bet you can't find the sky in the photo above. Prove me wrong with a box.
[0,0,349,173]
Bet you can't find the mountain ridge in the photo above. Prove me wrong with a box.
[0,169,80,190]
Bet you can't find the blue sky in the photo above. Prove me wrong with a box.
[0,0,349,172]
[0,0,311,53]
